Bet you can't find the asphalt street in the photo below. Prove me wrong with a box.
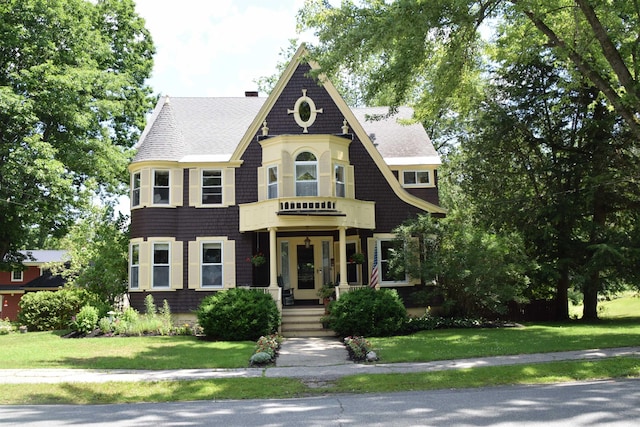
[1,378,639,426]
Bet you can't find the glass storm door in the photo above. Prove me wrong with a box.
[297,245,315,293]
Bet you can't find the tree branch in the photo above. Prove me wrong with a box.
[520,8,640,139]
[574,0,639,100]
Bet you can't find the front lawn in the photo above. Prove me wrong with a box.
[369,319,640,363]
[0,331,254,370]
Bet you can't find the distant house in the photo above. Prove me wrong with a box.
[0,250,67,321]
[128,46,445,324]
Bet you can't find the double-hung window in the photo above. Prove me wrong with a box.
[202,170,222,205]
[380,239,406,283]
[402,170,430,187]
[152,243,170,288]
[132,172,141,207]
[130,244,140,289]
[295,152,318,196]
[11,270,23,282]
[335,164,345,197]
[201,242,223,288]
[267,166,278,199]
[153,170,170,204]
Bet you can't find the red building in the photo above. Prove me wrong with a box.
[0,250,67,321]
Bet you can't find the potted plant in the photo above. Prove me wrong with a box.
[349,252,365,264]
[317,284,336,313]
[248,252,266,267]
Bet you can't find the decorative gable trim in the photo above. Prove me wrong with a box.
[231,44,446,215]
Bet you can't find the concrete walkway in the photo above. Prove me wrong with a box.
[0,340,638,384]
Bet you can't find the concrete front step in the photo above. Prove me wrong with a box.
[281,307,335,338]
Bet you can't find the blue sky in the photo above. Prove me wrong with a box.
[134,0,314,98]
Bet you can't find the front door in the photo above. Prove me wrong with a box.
[279,237,332,302]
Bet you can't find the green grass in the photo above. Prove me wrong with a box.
[1,294,639,404]
[0,331,254,369]
[1,358,638,404]
[369,319,640,363]
[331,357,640,394]
[570,291,640,318]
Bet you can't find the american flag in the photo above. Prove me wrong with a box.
[369,245,379,288]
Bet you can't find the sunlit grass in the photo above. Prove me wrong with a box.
[0,377,309,405]
[0,331,254,369]
[2,358,638,404]
[369,319,640,363]
[331,357,640,394]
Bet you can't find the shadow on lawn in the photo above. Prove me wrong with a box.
[370,318,640,363]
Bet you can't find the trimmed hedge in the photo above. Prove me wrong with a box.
[327,287,407,337]
[196,288,280,341]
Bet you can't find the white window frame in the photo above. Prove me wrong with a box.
[11,270,23,282]
[201,241,223,289]
[153,170,170,205]
[129,243,140,289]
[295,152,318,196]
[335,164,345,197]
[201,169,223,205]
[131,172,141,207]
[378,238,407,284]
[152,242,171,288]
[402,170,431,187]
[267,165,278,199]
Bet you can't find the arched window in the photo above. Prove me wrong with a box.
[295,152,318,196]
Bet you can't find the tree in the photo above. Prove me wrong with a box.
[456,48,640,320]
[391,214,531,318]
[51,205,129,307]
[0,0,154,267]
[298,0,640,140]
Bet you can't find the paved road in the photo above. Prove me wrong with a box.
[1,378,639,426]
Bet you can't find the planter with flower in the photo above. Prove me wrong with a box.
[317,284,336,313]
[349,252,365,264]
[248,252,266,267]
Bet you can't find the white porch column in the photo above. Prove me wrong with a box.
[337,226,348,298]
[267,227,281,312]
[269,227,278,289]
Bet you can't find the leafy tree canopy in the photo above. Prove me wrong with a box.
[0,0,155,267]
[298,0,640,141]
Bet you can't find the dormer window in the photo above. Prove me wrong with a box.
[402,170,431,187]
[295,152,318,196]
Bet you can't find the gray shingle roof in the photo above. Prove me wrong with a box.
[134,97,440,165]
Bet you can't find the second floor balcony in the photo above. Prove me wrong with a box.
[239,197,375,232]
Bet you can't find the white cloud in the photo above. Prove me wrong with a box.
[135,0,311,97]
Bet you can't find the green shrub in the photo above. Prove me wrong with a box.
[72,305,99,334]
[98,316,113,334]
[196,288,280,341]
[327,287,407,337]
[0,318,13,335]
[18,288,86,331]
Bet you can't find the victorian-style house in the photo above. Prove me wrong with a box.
[128,46,444,333]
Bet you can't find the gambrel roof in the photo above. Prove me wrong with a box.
[135,97,440,166]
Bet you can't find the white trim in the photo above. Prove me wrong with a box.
[129,243,140,290]
[11,270,23,282]
[385,156,442,166]
[151,242,171,289]
[200,241,224,289]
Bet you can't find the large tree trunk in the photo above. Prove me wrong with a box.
[555,263,570,320]
[582,271,600,320]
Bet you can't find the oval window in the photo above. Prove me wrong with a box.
[299,101,311,121]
